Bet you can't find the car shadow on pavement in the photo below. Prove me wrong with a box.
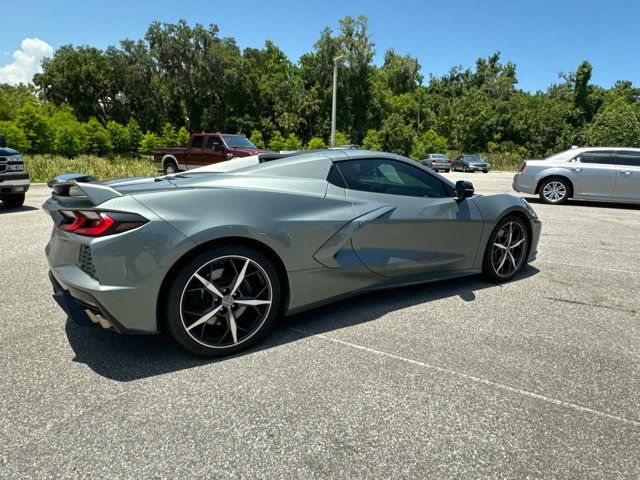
[0,205,38,214]
[526,197,640,210]
[65,265,539,382]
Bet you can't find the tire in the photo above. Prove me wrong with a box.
[538,177,570,205]
[164,160,178,175]
[483,170,488,173]
[1,193,25,208]
[444,169,450,173]
[164,245,282,356]
[482,215,529,283]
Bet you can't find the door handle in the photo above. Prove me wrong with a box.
[571,167,582,172]
[620,170,632,175]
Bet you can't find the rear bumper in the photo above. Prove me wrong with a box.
[49,270,148,333]
[513,173,537,194]
[431,163,451,169]
[467,165,490,171]
[0,172,30,194]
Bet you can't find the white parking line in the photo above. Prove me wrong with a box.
[292,329,640,428]
[535,260,640,275]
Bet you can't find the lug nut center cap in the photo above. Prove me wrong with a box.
[221,296,234,308]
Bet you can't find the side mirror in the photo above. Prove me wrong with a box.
[455,180,474,201]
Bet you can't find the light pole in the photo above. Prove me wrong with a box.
[330,54,344,147]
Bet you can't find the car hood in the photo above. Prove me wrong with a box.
[0,147,20,156]
[229,147,268,156]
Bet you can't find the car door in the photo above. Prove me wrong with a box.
[336,158,484,278]
[613,151,640,201]
[206,135,229,165]
[185,134,205,170]
[570,151,617,198]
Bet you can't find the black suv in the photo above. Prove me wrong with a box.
[0,134,29,208]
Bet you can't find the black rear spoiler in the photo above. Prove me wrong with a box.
[257,152,301,163]
[47,173,122,205]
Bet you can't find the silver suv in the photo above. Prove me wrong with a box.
[513,147,640,205]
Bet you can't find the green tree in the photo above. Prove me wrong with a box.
[126,119,144,154]
[268,131,286,151]
[584,100,640,146]
[161,122,178,146]
[15,105,53,153]
[411,129,448,159]
[84,118,112,156]
[249,129,264,148]
[379,113,414,155]
[334,131,351,146]
[0,122,31,152]
[306,137,326,149]
[139,131,162,155]
[107,121,131,154]
[53,123,83,157]
[177,126,190,147]
[283,133,302,151]
[361,129,381,150]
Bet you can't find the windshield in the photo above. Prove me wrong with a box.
[224,135,257,149]
[464,155,483,162]
[433,154,448,159]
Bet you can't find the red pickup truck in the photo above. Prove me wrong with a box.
[154,133,267,174]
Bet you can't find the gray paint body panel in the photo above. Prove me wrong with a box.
[44,149,541,333]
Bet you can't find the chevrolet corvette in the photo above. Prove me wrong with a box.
[44,150,541,356]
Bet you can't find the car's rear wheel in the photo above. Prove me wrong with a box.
[539,177,570,204]
[1,193,25,208]
[164,160,178,175]
[482,216,529,282]
[164,245,281,356]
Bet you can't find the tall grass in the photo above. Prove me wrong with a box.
[24,155,158,183]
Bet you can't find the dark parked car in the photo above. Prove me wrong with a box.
[0,134,29,208]
[420,154,451,172]
[153,133,268,174]
[452,155,491,173]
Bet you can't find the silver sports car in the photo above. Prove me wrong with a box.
[44,150,541,356]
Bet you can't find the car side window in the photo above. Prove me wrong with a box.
[191,135,204,149]
[576,152,616,165]
[616,152,640,167]
[336,159,450,198]
[326,164,347,188]
[207,136,222,149]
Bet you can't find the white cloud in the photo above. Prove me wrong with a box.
[0,38,53,85]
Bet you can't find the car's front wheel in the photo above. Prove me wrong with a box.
[539,177,570,204]
[164,245,282,356]
[482,216,529,282]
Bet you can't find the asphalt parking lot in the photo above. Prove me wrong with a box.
[1,172,639,478]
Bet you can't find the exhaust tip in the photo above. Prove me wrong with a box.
[85,309,113,330]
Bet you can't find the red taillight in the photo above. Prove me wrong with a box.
[447,159,451,163]
[518,162,527,173]
[58,211,146,237]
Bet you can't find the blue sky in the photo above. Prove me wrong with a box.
[1,0,639,91]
